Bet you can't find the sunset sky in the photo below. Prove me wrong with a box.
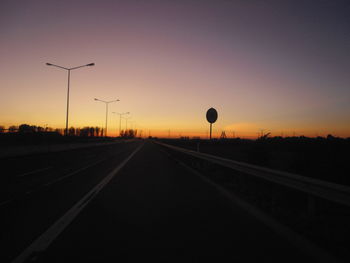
[1,0,349,138]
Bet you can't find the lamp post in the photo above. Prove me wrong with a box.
[46,62,95,136]
[124,116,132,131]
[94,98,119,137]
[112,112,130,136]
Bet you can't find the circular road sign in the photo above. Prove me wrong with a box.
[206,108,218,124]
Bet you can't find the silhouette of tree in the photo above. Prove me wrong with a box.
[17,124,47,133]
[2,123,135,138]
[8,126,18,132]
[37,126,45,132]
[68,127,75,136]
[18,124,34,133]
[120,129,137,138]
[80,127,90,137]
[327,134,336,140]
[257,132,271,140]
[95,127,100,137]
[89,127,95,137]
[54,128,63,135]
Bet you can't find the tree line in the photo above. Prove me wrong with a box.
[0,124,139,138]
[0,124,105,137]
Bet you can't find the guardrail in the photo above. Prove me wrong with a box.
[155,141,350,208]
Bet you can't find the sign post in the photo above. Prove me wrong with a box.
[206,108,218,140]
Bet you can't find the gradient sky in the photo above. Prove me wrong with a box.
[1,0,349,138]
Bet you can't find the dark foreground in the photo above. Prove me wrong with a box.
[0,140,339,262]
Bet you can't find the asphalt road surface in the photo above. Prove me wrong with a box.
[1,140,328,262]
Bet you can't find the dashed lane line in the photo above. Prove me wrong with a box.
[1,147,132,208]
[1,160,104,207]
[17,167,52,177]
[11,142,144,263]
[43,159,105,187]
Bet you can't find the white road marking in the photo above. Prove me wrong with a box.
[17,167,52,177]
[43,159,104,187]
[1,160,105,207]
[12,143,143,263]
[1,147,129,208]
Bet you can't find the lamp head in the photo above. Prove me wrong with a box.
[46,63,52,66]
[86,63,95,66]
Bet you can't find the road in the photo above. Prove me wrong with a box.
[0,140,327,262]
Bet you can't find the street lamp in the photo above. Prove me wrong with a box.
[46,62,95,135]
[112,112,130,136]
[94,98,119,137]
[124,116,132,130]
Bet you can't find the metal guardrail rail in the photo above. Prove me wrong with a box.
[156,141,350,207]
